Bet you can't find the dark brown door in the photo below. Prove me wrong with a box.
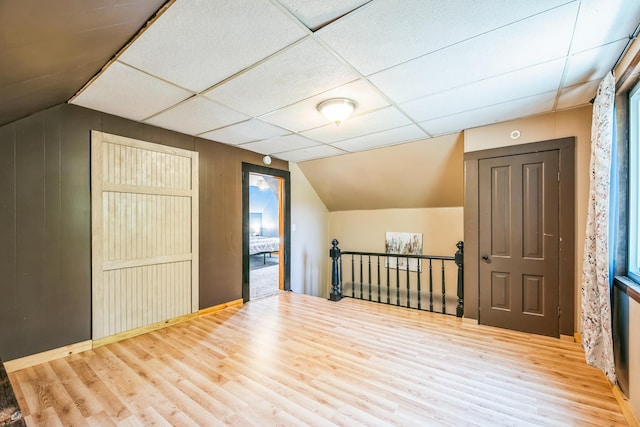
[479,150,560,337]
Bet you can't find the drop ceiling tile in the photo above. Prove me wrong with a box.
[275,145,347,162]
[563,40,627,87]
[571,0,640,52]
[401,59,565,123]
[199,119,290,145]
[204,38,360,117]
[239,134,320,155]
[557,80,601,110]
[332,125,427,152]
[70,61,192,121]
[259,79,389,132]
[369,3,578,103]
[301,107,412,143]
[275,0,370,31]
[420,91,557,136]
[145,97,249,135]
[317,0,573,75]
[118,0,307,92]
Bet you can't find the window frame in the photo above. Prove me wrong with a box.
[628,82,640,283]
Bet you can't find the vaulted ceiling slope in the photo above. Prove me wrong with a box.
[0,0,167,126]
[4,1,640,163]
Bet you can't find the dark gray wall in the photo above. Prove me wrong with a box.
[0,103,287,360]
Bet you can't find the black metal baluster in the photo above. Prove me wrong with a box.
[455,241,464,318]
[429,259,433,312]
[339,253,343,297]
[417,259,421,310]
[406,257,410,308]
[377,256,381,303]
[359,254,363,299]
[350,255,355,298]
[441,259,446,314]
[396,256,400,306]
[386,256,391,304]
[368,255,372,301]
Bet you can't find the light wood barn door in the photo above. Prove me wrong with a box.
[91,131,199,340]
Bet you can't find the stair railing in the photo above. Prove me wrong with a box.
[329,240,464,317]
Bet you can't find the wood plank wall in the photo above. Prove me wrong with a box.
[0,104,287,360]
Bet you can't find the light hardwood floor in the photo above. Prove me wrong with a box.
[8,292,628,426]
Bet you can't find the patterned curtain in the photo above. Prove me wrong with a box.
[581,71,616,383]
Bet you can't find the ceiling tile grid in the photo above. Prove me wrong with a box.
[61,0,640,163]
[203,38,360,117]
[273,144,347,162]
[144,96,250,135]
[367,3,578,104]
[557,79,601,110]
[332,125,427,153]
[399,59,566,124]
[71,61,193,121]
[258,79,390,132]
[570,0,640,53]
[275,0,371,31]
[563,40,629,87]
[198,119,290,146]
[419,91,558,137]
[238,133,321,156]
[301,106,413,143]
[117,0,308,92]
[314,0,574,76]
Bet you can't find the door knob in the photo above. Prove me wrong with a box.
[481,255,490,263]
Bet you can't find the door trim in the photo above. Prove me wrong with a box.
[241,163,291,303]
[463,137,575,335]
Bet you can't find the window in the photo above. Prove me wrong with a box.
[629,83,640,282]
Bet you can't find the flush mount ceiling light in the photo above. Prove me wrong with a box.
[317,98,356,126]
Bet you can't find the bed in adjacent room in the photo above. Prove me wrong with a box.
[250,236,280,263]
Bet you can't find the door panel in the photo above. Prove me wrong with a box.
[491,165,511,256]
[479,150,559,337]
[91,131,199,340]
[522,275,543,315]
[491,272,510,310]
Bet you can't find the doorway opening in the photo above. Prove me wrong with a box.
[248,173,282,299]
[242,163,291,303]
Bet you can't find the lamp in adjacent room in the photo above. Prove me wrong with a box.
[317,98,356,126]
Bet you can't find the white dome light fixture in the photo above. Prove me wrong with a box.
[263,155,272,165]
[317,98,356,126]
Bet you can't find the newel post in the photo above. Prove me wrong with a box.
[455,241,464,317]
[329,239,342,302]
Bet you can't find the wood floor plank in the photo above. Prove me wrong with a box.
[7,293,629,426]
[65,354,132,421]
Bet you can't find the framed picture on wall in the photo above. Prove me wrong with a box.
[385,232,423,272]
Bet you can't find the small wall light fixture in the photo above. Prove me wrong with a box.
[317,98,356,126]
[263,155,272,165]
